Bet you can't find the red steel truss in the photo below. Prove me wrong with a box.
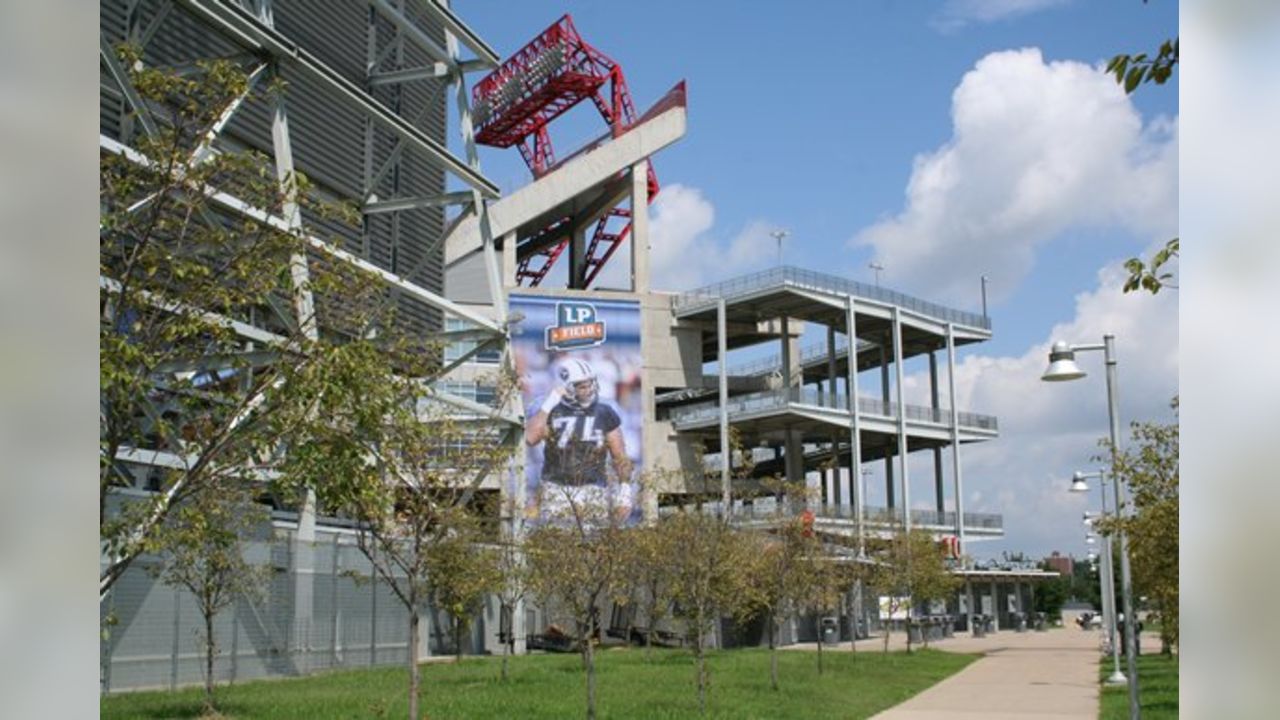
[471,14,660,287]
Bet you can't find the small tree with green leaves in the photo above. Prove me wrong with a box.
[153,480,271,715]
[665,510,756,714]
[1096,397,1179,653]
[866,526,959,653]
[740,480,826,691]
[426,511,502,663]
[524,485,631,720]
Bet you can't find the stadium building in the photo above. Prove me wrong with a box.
[100,1,1051,692]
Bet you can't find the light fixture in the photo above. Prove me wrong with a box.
[1070,474,1090,493]
[1086,534,1097,545]
[1041,341,1086,382]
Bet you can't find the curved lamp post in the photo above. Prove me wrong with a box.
[1043,337,1141,719]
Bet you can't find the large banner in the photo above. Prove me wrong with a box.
[510,294,643,525]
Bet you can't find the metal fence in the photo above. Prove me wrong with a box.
[673,266,992,330]
[100,522,493,694]
[666,386,998,432]
[659,501,1003,532]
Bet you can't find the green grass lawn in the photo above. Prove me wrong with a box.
[102,646,976,719]
[1099,652,1179,719]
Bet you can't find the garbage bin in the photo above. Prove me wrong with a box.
[907,620,923,645]
[1015,612,1027,633]
[821,616,839,646]
[971,614,986,638]
[1034,612,1048,632]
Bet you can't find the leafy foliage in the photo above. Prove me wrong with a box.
[1123,237,1179,295]
[152,481,271,715]
[1106,37,1179,95]
[1097,398,1179,652]
[864,527,960,653]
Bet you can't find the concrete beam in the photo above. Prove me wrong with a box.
[444,103,686,267]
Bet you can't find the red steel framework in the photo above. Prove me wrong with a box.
[471,14,660,287]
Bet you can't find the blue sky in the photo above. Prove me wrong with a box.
[456,0,1179,561]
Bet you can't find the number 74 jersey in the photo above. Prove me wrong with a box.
[542,398,622,486]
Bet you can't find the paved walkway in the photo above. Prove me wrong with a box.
[785,623,1160,719]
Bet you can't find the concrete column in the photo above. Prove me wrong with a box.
[966,579,976,634]
[880,335,894,508]
[991,580,999,631]
[827,324,838,407]
[929,351,945,514]
[892,308,910,530]
[845,298,864,553]
[630,159,650,293]
[569,224,587,289]
[718,299,730,509]
[946,324,966,561]
[780,316,793,393]
[501,230,517,289]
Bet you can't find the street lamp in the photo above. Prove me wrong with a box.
[1043,336,1141,718]
[770,229,789,266]
[1074,469,1125,685]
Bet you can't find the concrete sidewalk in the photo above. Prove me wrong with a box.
[784,625,1164,718]
[869,628,1100,719]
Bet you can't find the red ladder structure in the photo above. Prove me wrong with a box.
[471,14,659,288]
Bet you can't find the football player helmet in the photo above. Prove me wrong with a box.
[556,358,599,408]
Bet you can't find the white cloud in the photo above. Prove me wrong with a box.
[642,184,778,292]
[922,252,1179,558]
[851,48,1178,306]
[933,0,1070,32]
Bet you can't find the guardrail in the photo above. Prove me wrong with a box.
[658,502,1003,531]
[666,386,998,432]
[673,266,991,330]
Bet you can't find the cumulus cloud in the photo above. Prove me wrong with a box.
[851,48,1178,306]
[641,184,779,292]
[933,0,1070,33]
[921,251,1178,558]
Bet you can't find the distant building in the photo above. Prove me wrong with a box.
[1044,551,1075,576]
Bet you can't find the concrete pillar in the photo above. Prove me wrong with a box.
[780,316,793,392]
[501,230,517,288]
[892,308,910,530]
[946,324,966,562]
[845,297,863,553]
[880,336,893,508]
[929,351,945,515]
[827,324,838,407]
[717,299,730,509]
[569,224,587,289]
[991,580,999,631]
[630,159,650,294]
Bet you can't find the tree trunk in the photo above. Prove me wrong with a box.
[408,610,421,720]
[906,616,913,654]
[769,614,779,691]
[645,598,656,660]
[815,616,824,675]
[883,613,891,653]
[454,616,463,664]
[584,617,597,720]
[203,610,216,715]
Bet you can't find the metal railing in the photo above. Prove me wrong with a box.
[674,266,991,330]
[658,502,1003,531]
[666,387,998,432]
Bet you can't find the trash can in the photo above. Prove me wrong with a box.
[971,614,986,638]
[1034,612,1048,632]
[1015,612,1027,633]
[821,617,839,646]
[907,620,923,645]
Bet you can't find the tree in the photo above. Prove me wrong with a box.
[865,526,959,653]
[1098,397,1179,653]
[99,51,329,600]
[273,337,518,720]
[740,483,826,691]
[524,485,631,720]
[665,510,756,714]
[797,543,847,676]
[426,513,502,663]
[1033,564,1070,621]
[493,498,532,681]
[1105,3,1178,296]
[152,480,271,715]
[622,517,678,660]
